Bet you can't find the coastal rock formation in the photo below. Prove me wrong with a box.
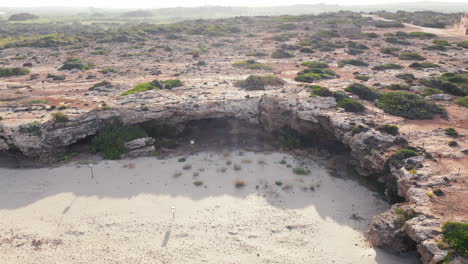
[0,94,453,263]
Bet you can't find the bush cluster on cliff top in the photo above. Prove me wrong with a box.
[337,98,365,113]
[456,96,468,108]
[0,67,30,77]
[419,72,468,96]
[92,118,148,160]
[235,75,285,90]
[442,222,468,258]
[294,68,337,83]
[376,91,446,119]
[375,21,405,28]
[121,79,183,96]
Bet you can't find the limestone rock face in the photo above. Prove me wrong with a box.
[123,137,156,158]
[0,93,452,264]
[368,206,415,252]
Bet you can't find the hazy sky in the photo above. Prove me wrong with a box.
[3,0,467,9]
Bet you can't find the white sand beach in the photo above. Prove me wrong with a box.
[0,151,417,264]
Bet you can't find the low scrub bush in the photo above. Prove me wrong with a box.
[59,58,94,70]
[300,61,328,68]
[398,52,426,61]
[386,84,409,90]
[235,75,285,90]
[271,49,294,58]
[445,127,458,137]
[396,73,416,82]
[372,63,403,71]
[376,124,399,136]
[92,118,148,160]
[385,37,410,45]
[455,96,468,107]
[310,85,333,97]
[409,62,439,69]
[376,91,446,119]
[354,74,370,81]
[423,87,443,96]
[457,41,468,49]
[338,59,368,67]
[52,112,69,123]
[121,79,183,96]
[294,68,337,82]
[232,60,273,70]
[409,32,436,38]
[345,83,382,101]
[292,167,311,175]
[375,21,405,28]
[441,222,468,258]
[337,98,365,113]
[381,47,401,55]
[0,67,30,77]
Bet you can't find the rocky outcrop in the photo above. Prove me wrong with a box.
[123,137,156,158]
[0,94,451,263]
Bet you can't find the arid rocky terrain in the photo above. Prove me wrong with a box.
[0,11,467,264]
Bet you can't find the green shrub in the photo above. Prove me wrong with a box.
[354,75,370,81]
[457,41,468,49]
[375,21,405,28]
[381,47,401,55]
[376,91,446,119]
[420,73,467,96]
[392,149,418,160]
[92,118,148,160]
[52,112,69,123]
[235,75,285,90]
[121,82,156,96]
[442,222,468,257]
[100,67,119,74]
[396,73,416,82]
[333,90,349,102]
[433,39,450,46]
[337,98,365,113]
[398,52,426,60]
[448,140,458,147]
[386,84,409,90]
[292,167,311,175]
[423,87,443,96]
[163,79,183,89]
[409,32,437,38]
[300,61,328,68]
[89,81,111,90]
[385,37,410,45]
[246,52,268,57]
[232,60,273,70]
[445,127,458,137]
[0,67,30,77]
[345,83,382,101]
[409,62,440,69]
[338,59,368,67]
[59,58,94,70]
[455,96,468,107]
[376,124,399,136]
[294,68,337,83]
[372,63,403,71]
[310,85,333,97]
[271,49,294,58]
[315,30,340,38]
[46,73,66,81]
[351,125,367,135]
[121,79,182,95]
[299,47,314,53]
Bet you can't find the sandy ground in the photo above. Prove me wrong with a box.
[0,151,417,264]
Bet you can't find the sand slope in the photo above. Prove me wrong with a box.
[0,152,417,263]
